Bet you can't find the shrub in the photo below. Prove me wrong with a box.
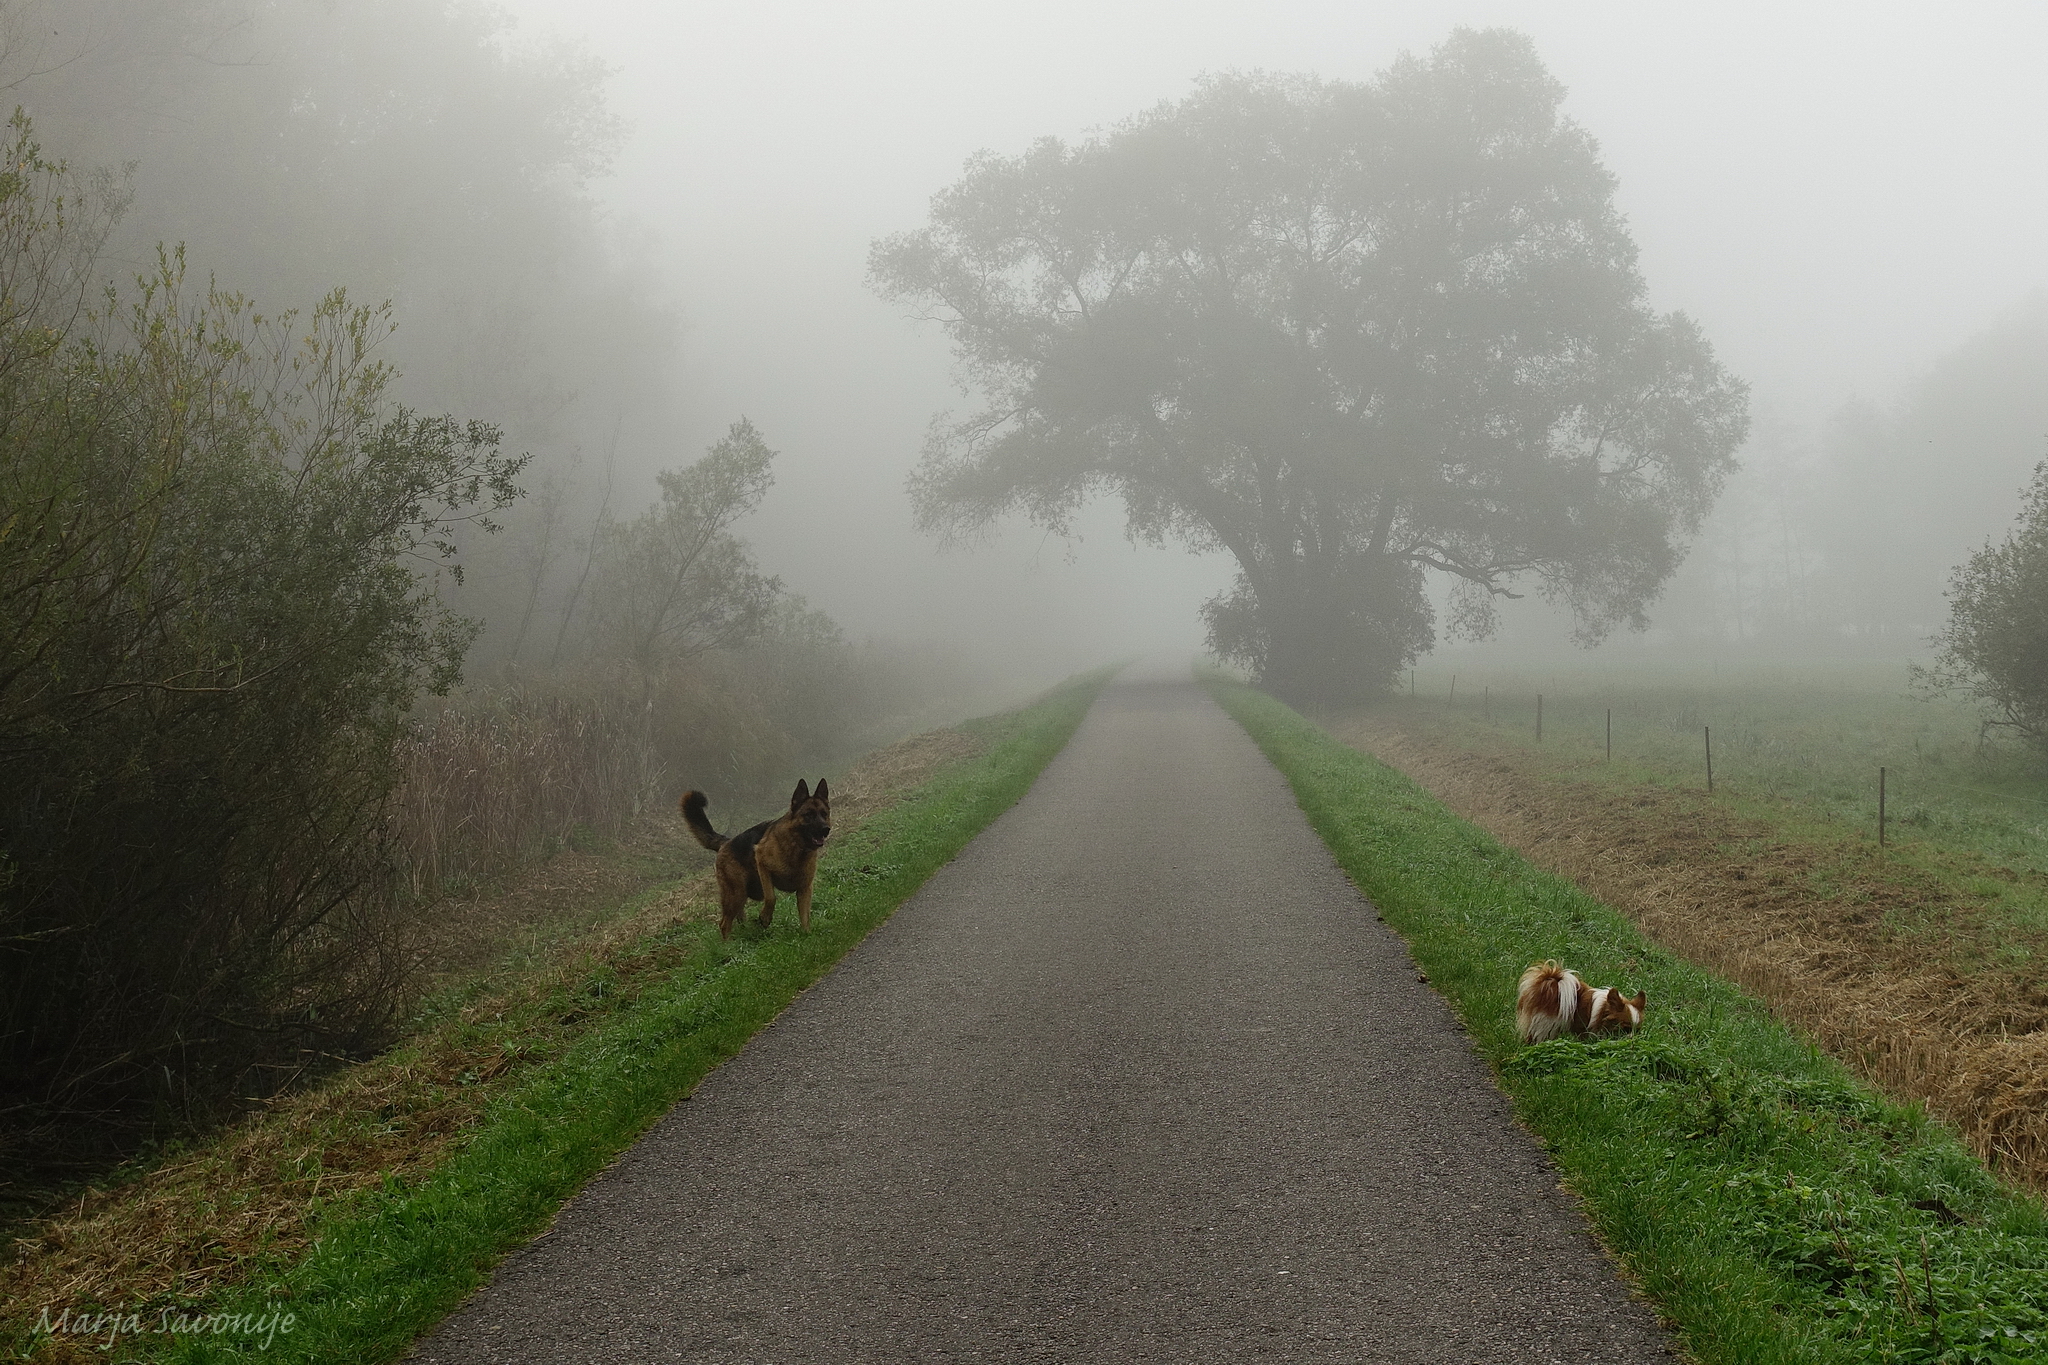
[0,116,524,1150]
[1922,459,2048,754]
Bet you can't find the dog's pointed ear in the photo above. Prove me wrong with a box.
[814,778,828,802]
[789,779,810,809]
[1632,991,1647,1010]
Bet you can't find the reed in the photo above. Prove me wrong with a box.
[394,685,655,898]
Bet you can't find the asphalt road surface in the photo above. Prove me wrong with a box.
[413,669,1672,1363]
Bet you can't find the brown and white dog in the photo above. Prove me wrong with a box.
[1515,960,1645,1044]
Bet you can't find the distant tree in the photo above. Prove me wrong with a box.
[1920,460,2048,752]
[590,419,783,682]
[870,30,1750,701]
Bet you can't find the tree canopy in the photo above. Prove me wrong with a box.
[1921,460,2048,754]
[591,419,784,680]
[0,0,683,665]
[870,29,1750,700]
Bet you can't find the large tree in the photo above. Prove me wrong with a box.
[870,29,1750,700]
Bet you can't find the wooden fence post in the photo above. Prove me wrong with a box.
[1705,726,1714,793]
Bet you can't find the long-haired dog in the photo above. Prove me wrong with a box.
[681,780,831,939]
[1516,960,1645,1044]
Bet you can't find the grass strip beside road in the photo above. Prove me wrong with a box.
[95,670,1110,1365]
[1212,677,2048,1365]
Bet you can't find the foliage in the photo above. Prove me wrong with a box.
[1920,461,2048,754]
[586,418,782,679]
[0,115,525,1146]
[0,0,682,665]
[871,30,1749,702]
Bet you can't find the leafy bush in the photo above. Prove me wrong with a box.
[0,117,524,1149]
[1921,460,2048,755]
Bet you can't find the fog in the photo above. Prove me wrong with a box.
[24,0,2048,1177]
[16,0,2048,683]
[502,0,2048,675]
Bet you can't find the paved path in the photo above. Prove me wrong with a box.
[415,673,1671,1363]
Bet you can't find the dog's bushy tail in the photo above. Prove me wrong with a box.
[680,791,726,852]
[1515,960,1571,1046]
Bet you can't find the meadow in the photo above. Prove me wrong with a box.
[1325,657,2048,1207]
[1392,659,2048,880]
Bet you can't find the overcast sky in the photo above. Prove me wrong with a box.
[495,0,2048,675]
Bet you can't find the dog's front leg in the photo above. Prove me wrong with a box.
[756,853,777,928]
[796,883,812,934]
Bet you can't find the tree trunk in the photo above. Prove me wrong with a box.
[1253,553,1432,705]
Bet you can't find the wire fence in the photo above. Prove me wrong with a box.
[1397,676,2048,853]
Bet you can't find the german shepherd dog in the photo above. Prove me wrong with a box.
[681,780,831,939]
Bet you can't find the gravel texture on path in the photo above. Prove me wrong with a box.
[413,672,1672,1363]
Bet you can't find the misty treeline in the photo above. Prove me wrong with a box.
[872,26,2048,717]
[0,1,973,1156]
[1662,299,2048,653]
[0,0,673,667]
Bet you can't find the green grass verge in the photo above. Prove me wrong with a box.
[85,669,1109,1365]
[1212,676,2048,1365]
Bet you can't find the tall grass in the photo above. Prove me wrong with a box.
[393,640,1019,903]
[394,686,654,896]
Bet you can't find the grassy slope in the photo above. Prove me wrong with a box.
[1212,677,2048,1365]
[61,670,1110,1365]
